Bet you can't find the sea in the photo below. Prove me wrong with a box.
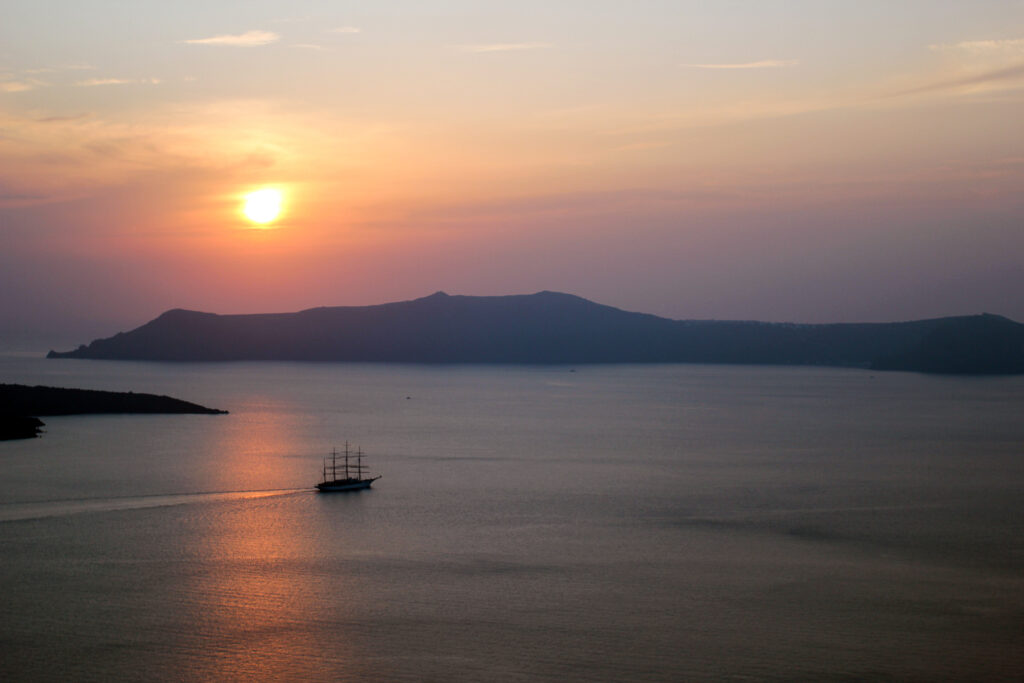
[1,353,1023,681]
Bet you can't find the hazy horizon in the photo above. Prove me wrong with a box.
[3,1,1024,340]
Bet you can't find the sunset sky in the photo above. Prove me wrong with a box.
[3,1,1024,342]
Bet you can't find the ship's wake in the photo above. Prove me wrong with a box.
[0,488,308,522]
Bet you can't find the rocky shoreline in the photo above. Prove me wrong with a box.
[0,384,227,440]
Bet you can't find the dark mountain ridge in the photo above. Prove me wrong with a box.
[46,291,1024,374]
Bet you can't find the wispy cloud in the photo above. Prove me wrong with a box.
[930,38,1024,54]
[682,60,799,70]
[35,114,91,123]
[0,79,44,93]
[903,37,1024,98]
[455,43,551,53]
[292,43,329,51]
[76,77,161,87]
[183,30,279,47]
[24,64,94,74]
[2,63,101,92]
[890,61,1024,97]
[329,26,361,34]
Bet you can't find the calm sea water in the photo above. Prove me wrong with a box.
[1,355,1023,681]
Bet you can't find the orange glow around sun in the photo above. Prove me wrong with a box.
[242,188,284,225]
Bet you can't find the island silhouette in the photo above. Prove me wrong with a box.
[0,384,227,440]
[46,291,1024,374]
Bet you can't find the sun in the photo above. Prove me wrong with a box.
[242,188,284,225]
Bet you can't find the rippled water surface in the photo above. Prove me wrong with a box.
[2,356,1023,680]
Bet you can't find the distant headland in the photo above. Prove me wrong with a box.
[0,384,227,440]
[46,291,1024,375]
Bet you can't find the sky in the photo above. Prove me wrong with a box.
[2,0,1024,343]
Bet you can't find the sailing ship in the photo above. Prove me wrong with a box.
[316,442,381,492]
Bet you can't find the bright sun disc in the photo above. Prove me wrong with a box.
[243,188,283,224]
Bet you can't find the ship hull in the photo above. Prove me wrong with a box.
[316,477,379,493]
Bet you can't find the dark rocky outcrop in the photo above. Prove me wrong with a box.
[0,415,45,440]
[0,384,227,416]
[0,384,227,440]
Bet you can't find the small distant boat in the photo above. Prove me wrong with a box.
[316,442,381,492]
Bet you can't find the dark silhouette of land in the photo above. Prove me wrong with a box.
[46,291,1024,374]
[870,313,1024,374]
[0,415,45,440]
[0,384,227,440]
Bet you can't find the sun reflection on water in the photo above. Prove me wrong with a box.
[168,398,379,678]
[180,493,379,679]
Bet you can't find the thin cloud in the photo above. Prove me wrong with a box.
[455,43,550,53]
[35,114,91,123]
[76,77,162,87]
[329,26,361,34]
[890,61,1024,97]
[682,60,799,70]
[183,30,279,47]
[25,64,93,74]
[1,80,43,93]
[14,63,93,77]
[292,43,329,51]
[1,63,97,92]
[930,38,1024,53]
